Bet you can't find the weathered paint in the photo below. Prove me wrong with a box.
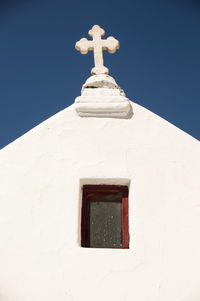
[75,74,132,117]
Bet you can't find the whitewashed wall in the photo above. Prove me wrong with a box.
[0,102,199,301]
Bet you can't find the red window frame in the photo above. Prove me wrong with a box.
[81,185,129,249]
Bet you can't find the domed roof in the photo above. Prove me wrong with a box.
[75,74,132,118]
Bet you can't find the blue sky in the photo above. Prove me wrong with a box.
[0,0,199,149]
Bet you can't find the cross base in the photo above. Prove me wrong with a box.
[91,65,109,75]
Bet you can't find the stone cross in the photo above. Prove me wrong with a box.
[75,25,120,75]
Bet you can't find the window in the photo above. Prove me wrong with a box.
[81,185,129,248]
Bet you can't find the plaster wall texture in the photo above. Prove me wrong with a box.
[0,99,199,301]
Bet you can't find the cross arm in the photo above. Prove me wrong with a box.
[75,38,94,54]
[102,36,120,54]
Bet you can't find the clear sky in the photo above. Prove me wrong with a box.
[0,0,199,149]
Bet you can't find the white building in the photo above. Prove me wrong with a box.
[0,25,199,301]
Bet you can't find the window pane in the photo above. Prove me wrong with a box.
[81,185,129,249]
[85,197,122,248]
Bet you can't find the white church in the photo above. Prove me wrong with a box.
[0,25,200,301]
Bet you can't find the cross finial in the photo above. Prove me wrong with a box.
[75,25,120,75]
